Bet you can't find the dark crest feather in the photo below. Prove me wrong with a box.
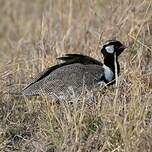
[57,54,103,65]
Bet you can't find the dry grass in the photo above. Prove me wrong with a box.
[0,0,152,151]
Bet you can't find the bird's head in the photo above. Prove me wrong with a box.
[101,40,127,57]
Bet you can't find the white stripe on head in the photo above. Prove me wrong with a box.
[103,65,113,82]
[105,45,114,53]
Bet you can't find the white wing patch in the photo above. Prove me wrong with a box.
[105,45,114,53]
[103,65,113,82]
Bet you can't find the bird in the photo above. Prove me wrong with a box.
[22,40,127,100]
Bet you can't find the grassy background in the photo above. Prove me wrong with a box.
[0,0,152,151]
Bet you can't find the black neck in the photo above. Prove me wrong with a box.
[104,56,120,80]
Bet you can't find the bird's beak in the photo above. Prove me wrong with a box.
[120,44,128,49]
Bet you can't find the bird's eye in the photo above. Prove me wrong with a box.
[105,45,114,53]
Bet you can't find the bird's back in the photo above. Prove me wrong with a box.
[22,63,104,99]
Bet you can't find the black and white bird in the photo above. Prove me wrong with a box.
[22,40,127,100]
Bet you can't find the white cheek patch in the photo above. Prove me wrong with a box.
[105,45,114,53]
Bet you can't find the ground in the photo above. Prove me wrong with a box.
[0,0,152,152]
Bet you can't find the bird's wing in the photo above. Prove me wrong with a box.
[22,63,104,97]
[57,54,103,66]
[22,54,103,95]
[43,63,104,97]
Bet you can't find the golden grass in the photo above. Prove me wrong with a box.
[0,0,152,151]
